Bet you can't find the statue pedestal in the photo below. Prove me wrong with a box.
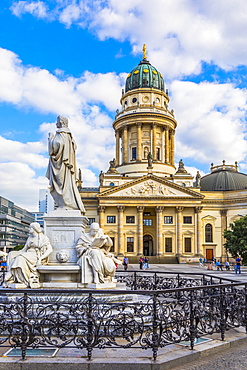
[37,265,80,288]
[44,209,88,264]
[42,209,88,288]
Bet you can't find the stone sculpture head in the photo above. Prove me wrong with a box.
[57,115,69,128]
[56,250,70,263]
[29,222,42,235]
[90,222,100,238]
[29,273,41,289]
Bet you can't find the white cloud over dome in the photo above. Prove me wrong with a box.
[10,0,247,78]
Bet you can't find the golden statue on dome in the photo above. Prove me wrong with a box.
[143,44,147,59]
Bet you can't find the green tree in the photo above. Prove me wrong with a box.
[224,216,247,261]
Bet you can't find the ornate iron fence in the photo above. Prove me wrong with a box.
[0,281,246,361]
[115,270,237,290]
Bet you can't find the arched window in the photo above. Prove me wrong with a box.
[205,223,213,243]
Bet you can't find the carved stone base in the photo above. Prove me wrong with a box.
[8,283,27,289]
[85,282,117,289]
[38,264,80,288]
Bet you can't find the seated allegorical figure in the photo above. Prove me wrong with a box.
[76,222,121,284]
[5,222,52,288]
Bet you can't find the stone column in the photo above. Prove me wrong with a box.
[176,206,184,255]
[194,206,203,255]
[161,128,165,163]
[152,123,157,159]
[137,123,142,161]
[220,209,228,258]
[117,205,125,255]
[170,129,175,166]
[137,206,145,255]
[98,206,105,229]
[156,206,164,255]
[123,125,128,164]
[115,130,120,166]
[165,127,169,163]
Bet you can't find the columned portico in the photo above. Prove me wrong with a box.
[194,206,203,255]
[137,123,142,161]
[165,127,169,163]
[156,206,164,255]
[176,206,183,255]
[115,130,120,166]
[220,209,228,257]
[123,126,128,164]
[152,124,157,159]
[117,205,125,255]
[98,206,105,228]
[137,206,145,255]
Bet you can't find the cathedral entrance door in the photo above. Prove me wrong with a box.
[143,235,153,256]
[206,249,214,261]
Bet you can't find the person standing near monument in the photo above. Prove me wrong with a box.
[46,115,85,214]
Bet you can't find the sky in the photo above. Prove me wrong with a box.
[1,0,247,212]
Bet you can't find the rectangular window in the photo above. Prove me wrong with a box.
[110,237,115,252]
[164,216,173,224]
[126,216,135,224]
[184,237,192,253]
[107,216,116,224]
[127,237,134,252]
[132,147,137,160]
[88,218,95,225]
[144,212,151,216]
[156,147,160,160]
[143,219,152,226]
[183,216,192,224]
[165,237,172,253]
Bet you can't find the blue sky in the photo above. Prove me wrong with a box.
[0,0,247,211]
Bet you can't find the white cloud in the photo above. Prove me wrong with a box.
[10,0,247,78]
[11,0,48,18]
[0,162,48,211]
[171,80,247,165]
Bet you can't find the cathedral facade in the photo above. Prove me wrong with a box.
[80,48,247,262]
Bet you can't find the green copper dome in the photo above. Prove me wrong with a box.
[125,59,165,93]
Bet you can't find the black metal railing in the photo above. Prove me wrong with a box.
[115,270,237,290]
[0,281,246,361]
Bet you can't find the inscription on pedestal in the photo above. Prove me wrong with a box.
[52,230,75,244]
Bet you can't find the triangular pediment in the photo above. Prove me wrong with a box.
[98,174,204,199]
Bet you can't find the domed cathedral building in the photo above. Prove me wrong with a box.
[80,45,247,263]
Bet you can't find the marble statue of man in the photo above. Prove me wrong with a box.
[5,222,52,288]
[46,115,85,214]
[76,222,121,284]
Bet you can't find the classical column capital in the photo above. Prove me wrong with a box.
[98,205,106,213]
[194,206,203,213]
[137,206,145,212]
[220,209,228,216]
[152,123,157,128]
[117,205,125,212]
[136,122,142,127]
[175,206,184,213]
[155,206,164,213]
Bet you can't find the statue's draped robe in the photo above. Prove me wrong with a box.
[5,234,51,287]
[76,229,115,283]
[46,128,85,213]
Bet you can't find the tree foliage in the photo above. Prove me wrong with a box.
[224,216,247,259]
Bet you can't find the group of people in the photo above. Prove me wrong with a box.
[139,256,149,270]
[199,256,243,274]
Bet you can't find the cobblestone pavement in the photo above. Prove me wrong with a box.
[172,342,247,370]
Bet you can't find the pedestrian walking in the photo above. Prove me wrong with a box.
[144,256,149,269]
[139,256,143,270]
[199,257,203,267]
[235,257,241,274]
[216,260,223,271]
[225,261,230,271]
[123,256,129,271]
